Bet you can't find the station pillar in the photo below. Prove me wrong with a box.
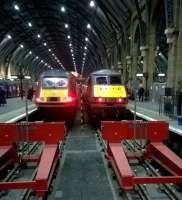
[165,28,178,91]
[175,3,182,91]
[131,45,138,82]
[140,46,149,96]
[147,25,156,99]
[126,56,132,88]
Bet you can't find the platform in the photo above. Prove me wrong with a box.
[128,101,182,136]
[48,125,117,200]
[0,97,36,122]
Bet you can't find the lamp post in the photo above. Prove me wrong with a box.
[133,73,144,120]
[18,73,25,100]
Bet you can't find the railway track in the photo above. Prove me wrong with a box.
[125,140,182,200]
[0,142,42,200]
[96,129,182,200]
[0,108,181,200]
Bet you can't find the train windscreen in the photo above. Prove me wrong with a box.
[42,77,68,88]
[96,76,107,85]
[95,76,121,85]
[109,76,121,84]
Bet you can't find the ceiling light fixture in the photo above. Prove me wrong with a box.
[89,1,95,7]
[61,6,66,12]
[85,37,89,42]
[87,23,91,29]
[65,23,69,29]
[7,34,12,39]
[14,4,20,11]
[37,34,41,38]
[20,44,24,48]
[28,22,32,27]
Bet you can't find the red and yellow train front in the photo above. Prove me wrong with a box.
[35,76,77,108]
[89,76,128,114]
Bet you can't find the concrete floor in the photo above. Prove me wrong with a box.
[48,125,116,200]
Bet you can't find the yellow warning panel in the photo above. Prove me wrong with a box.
[94,85,127,97]
[40,89,68,101]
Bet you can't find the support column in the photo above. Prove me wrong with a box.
[0,64,5,79]
[140,46,149,93]
[126,56,132,87]
[147,25,156,98]
[132,44,138,80]
[165,28,178,90]
[175,2,182,90]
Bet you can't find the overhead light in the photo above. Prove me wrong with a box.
[67,35,71,39]
[48,49,51,52]
[14,4,20,11]
[7,34,12,39]
[24,76,31,79]
[36,56,39,59]
[37,34,41,38]
[158,73,165,77]
[136,73,144,77]
[65,24,69,29]
[89,1,95,7]
[61,6,66,12]
[87,23,91,29]
[28,22,32,27]
[70,49,73,53]
[43,42,47,46]
[84,46,87,50]
[20,44,24,48]
[85,37,89,42]
[10,75,18,79]
[29,51,32,54]
[83,52,86,56]
[41,60,43,63]
[69,43,72,47]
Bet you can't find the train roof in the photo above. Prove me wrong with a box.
[40,70,69,78]
[91,69,120,76]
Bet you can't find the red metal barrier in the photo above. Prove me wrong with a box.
[0,122,65,197]
[102,120,182,190]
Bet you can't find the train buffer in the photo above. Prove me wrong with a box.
[0,122,65,197]
[102,120,182,191]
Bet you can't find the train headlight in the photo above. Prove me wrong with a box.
[117,98,123,103]
[97,97,103,103]
[36,97,44,102]
[68,96,73,102]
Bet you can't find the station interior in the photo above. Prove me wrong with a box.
[0,1,182,200]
